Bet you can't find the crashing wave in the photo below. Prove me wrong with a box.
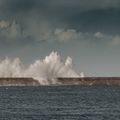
[0,52,80,84]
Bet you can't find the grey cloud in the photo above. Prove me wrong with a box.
[50,0,120,11]
[0,0,119,34]
[0,20,119,48]
[0,20,22,41]
[5,0,120,12]
[0,0,120,20]
[111,35,120,46]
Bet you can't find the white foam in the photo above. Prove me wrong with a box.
[0,52,80,84]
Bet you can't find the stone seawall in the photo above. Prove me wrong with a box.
[0,78,40,86]
[0,77,120,86]
[57,77,120,85]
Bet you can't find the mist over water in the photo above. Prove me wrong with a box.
[0,52,80,84]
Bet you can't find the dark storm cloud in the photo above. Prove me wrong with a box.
[1,0,120,12]
[0,0,120,20]
[0,0,120,44]
[68,9,120,33]
[0,0,119,34]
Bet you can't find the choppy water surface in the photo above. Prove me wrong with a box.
[0,86,120,120]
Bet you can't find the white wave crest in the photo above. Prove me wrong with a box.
[0,52,80,84]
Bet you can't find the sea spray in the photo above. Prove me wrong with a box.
[0,52,80,85]
[0,57,23,77]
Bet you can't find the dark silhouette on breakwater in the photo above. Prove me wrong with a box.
[0,77,120,86]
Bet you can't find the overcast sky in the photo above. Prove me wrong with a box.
[0,0,120,76]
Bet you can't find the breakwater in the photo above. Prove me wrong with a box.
[0,77,120,86]
[0,78,39,86]
[57,77,120,85]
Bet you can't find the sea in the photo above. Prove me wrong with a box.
[0,86,120,120]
